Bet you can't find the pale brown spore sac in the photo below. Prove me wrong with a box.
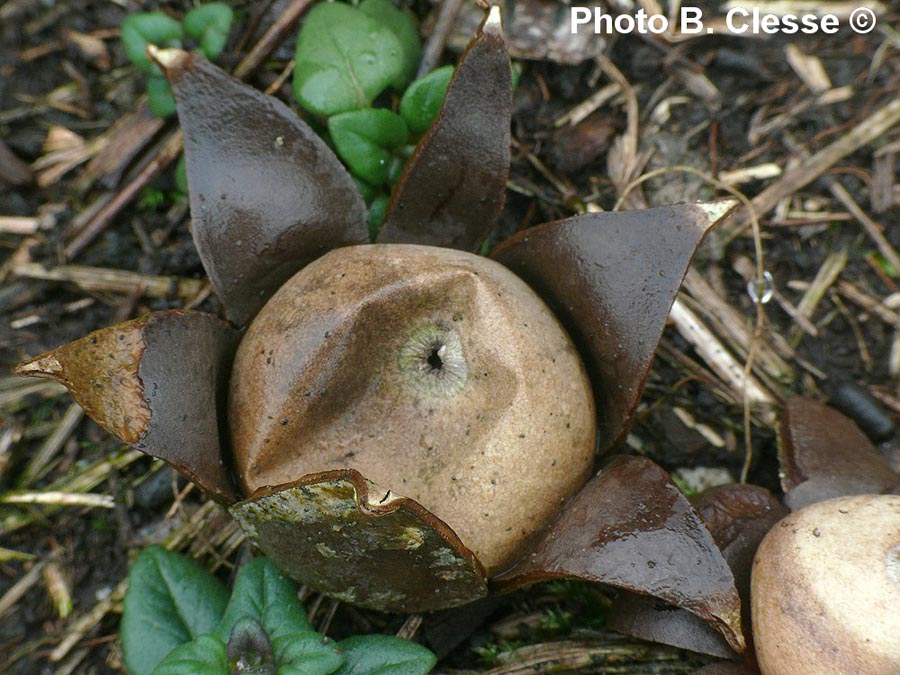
[751,494,900,675]
[229,244,597,574]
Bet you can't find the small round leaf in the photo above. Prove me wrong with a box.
[328,109,408,186]
[359,0,421,88]
[335,635,436,675]
[121,12,184,75]
[293,3,405,115]
[147,74,177,118]
[122,546,229,675]
[183,3,234,60]
[399,66,453,134]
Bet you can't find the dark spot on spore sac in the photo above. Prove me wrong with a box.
[427,347,443,371]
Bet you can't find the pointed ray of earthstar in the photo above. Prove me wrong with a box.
[231,469,489,613]
[491,200,739,454]
[493,455,746,653]
[378,5,511,251]
[16,310,241,503]
[149,46,368,326]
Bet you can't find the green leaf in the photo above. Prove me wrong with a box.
[368,194,389,241]
[121,546,229,675]
[147,74,177,118]
[183,3,234,60]
[358,0,421,88]
[334,635,436,675]
[387,155,405,185]
[328,109,408,186]
[271,632,345,675]
[121,12,184,75]
[352,175,378,205]
[293,2,405,116]
[399,66,453,134]
[174,154,188,194]
[151,635,229,675]
[215,558,313,643]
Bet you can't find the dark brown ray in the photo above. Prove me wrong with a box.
[149,47,368,326]
[491,201,737,454]
[609,484,786,658]
[780,397,900,510]
[378,6,510,251]
[17,311,240,503]
[493,455,745,653]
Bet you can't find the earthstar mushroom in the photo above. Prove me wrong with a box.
[751,494,900,675]
[15,3,744,650]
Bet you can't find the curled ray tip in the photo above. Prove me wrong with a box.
[484,5,502,34]
[15,353,63,380]
[697,198,739,229]
[146,44,189,72]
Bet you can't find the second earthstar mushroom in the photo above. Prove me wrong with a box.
[751,494,900,675]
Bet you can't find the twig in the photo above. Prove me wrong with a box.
[0,561,46,621]
[11,260,204,299]
[64,130,183,259]
[792,248,847,343]
[684,267,796,372]
[669,299,776,421]
[49,579,126,662]
[553,83,621,128]
[232,0,315,79]
[740,306,766,483]
[0,492,114,508]
[726,96,900,233]
[396,614,424,640]
[17,403,83,488]
[828,179,900,276]
[838,279,900,329]
[0,216,39,235]
[1,450,143,536]
[830,292,874,372]
[416,0,465,78]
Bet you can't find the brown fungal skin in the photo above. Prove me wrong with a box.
[609,484,786,659]
[16,316,151,444]
[751,494,900,675]
[16,311,241,503]
[379,7,510,251]
[491,202,735,453]
[779,397,900,510]
[495,455,746,653]
[152,47,368,327]
[229,244,596,575]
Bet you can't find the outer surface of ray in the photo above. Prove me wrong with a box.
[780,397,900,510]
[494,455,745,653]
[491,201,738,454]
[150,48,368,326]
[609,484,786,658]
[231,470,488,612]
[378,5,511,251]
[16,311,241,503]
